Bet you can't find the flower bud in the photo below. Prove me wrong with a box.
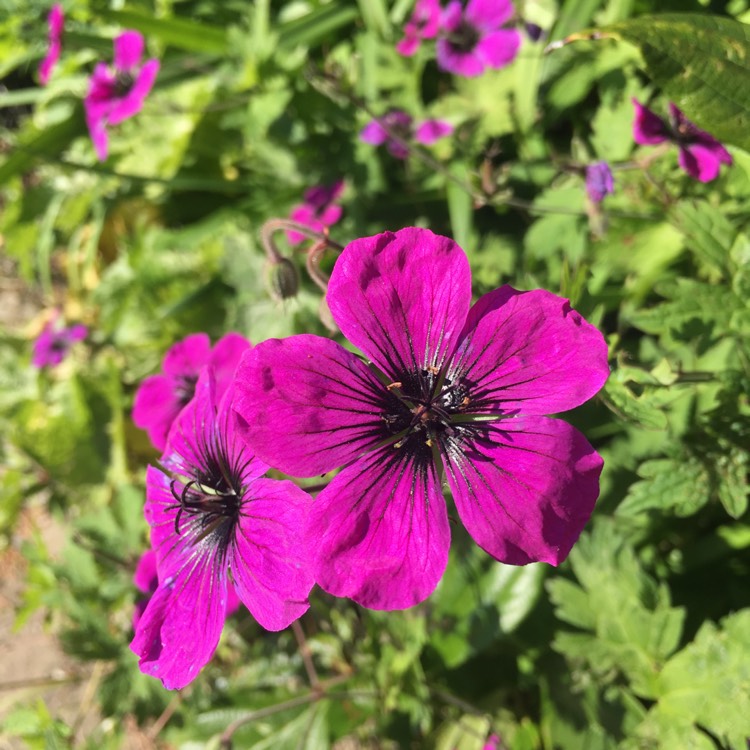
[266,257,299,301]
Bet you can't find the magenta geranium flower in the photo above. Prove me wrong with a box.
[84,30,159,161]
[133,332,248,452]
[585,161,614,203]
[286,180,345,245]
[32,317,87,368]
[131,353,314,690]
[360,110,453,159]
[396,0,442,56]
[38,4,64,85]
[632,99,732,182]
[436,0,520,77]
[233,228,609,610]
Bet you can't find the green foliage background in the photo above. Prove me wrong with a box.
[1,0,749,747]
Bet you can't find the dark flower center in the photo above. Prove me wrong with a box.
[380,367,474,462]
[447,20,481,53]
[174,374,199,408]
[50,335,69,353]
[114,71,135,97]
[169,439,248,555]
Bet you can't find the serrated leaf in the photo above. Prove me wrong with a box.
[630,610,750,749]
[617,458,710,517]
[549,522,685,698]
[715,446,749,518]
[601,378,668,430]
[574,14,750,151]
[669,200,736,278]
[627,278,736,338]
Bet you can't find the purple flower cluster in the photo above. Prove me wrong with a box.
[85,31,159,161]
[129,228,607,687]
[397,0,521,77]
[585,161,615,203]
[32,316,87,369]
[360,110,453,159]
[287,180,345,245]
[632,99,732,183]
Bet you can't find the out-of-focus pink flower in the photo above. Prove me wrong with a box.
[585,161,614,203]
[39,4,64,85]
[32,315,87,368]
[360,110,453,159]
[436,0,520,77]
[483,734,501,750]
[287,180,345,245]
[132,332,249,452]
[396,0,442,56]
[632,99,732,183]
[84,30,159,161]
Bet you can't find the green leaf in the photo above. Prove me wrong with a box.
[446,168,475,251]
[356,0,390,34]
[575,14,750,151]
[430,545,544,668]
[100,10,230,54]
[627,278,736,339]
[601,378,669,430]
[551,0,605,41]
[668,200,736,279]
[617,457,710,517]
[549,522,685,698]
[629,609,750,749]
[0,104,85,186]
[715,446,749,518]
[277,4,360,49]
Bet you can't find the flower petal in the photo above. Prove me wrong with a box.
[327,228,472,379]
[208,332,251,401]
[133,549,158,593]
[360,120,388,145]
[436,38,486,76]
[632,98,669,145]
[228,478,313,630]
[475,28,521,69]
[132,375,180,451]
[679,141,732,182]
[318,203,343,228]
[444,417,602,566]
[310,449,450,609]
[232,334,389,476]
[87,115,110,161]
[107,59,159,124]
[450,287,609,416]
[162,333,211,378]
[396,35,421,56]
[414,119,454,145]
[163,368,269,483]
[114,30,144,71]
[466,0,515,29]
[130,549,228,690]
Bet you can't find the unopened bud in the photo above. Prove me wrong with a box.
[266,257,299,301]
